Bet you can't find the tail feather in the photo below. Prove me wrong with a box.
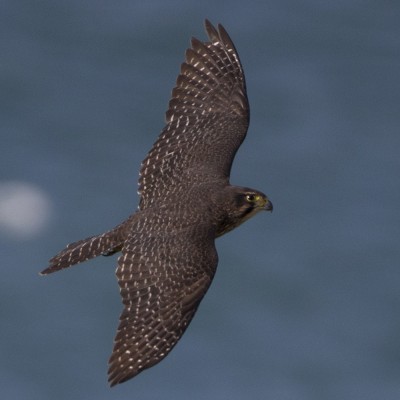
[40,232,123,275]
[40,214,138,275]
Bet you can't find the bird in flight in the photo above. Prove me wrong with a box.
[41,19,273,386]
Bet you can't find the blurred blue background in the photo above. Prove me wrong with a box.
[1,1,399,399]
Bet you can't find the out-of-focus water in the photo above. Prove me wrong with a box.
[1,1,399,399]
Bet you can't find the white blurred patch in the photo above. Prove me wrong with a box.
[0,181,53,239]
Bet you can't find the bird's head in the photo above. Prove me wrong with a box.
[215,186,272,237]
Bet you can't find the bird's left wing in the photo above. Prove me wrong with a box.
[108,224,218,386]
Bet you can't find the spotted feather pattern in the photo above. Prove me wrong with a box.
[41,215,137,275]
[138,20,249,210]
[42,20,269,387]
[108,213,218,385]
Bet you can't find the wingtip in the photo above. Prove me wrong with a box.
[204,18,212,29]
[203,19,235,53]
[108,379,117,388]
[204,18,219,42]
[107,370,129,387]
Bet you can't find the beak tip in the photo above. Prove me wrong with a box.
[264,200,273,212]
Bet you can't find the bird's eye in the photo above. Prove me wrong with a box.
[245,194,258,203]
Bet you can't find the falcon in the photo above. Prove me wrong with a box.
[41,20,273,386]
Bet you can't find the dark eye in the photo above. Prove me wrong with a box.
[245,194,257,203]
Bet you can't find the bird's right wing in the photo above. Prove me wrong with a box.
[108,224,218,386]
[138,20,249,210]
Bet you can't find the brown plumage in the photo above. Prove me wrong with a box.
[41,20,272,386]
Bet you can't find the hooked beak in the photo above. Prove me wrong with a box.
[264,199,273,212]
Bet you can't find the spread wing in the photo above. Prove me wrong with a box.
[138,20,249,210]
[108,224,218,386]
